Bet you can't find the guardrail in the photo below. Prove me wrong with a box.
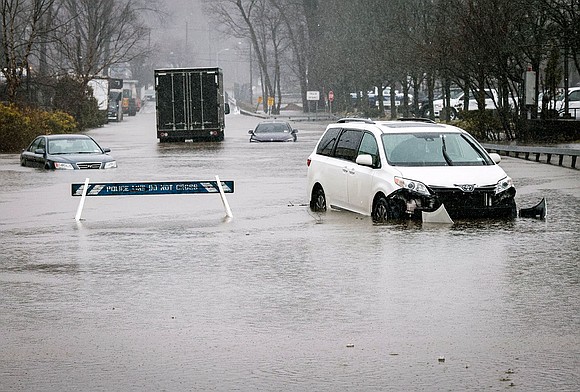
[483,143,579,169]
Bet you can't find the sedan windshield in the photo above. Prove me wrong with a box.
[48,139,102,154]
[255,123,289,133]
[383,132,494,166]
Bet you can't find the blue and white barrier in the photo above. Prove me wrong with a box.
[72,175,234,221]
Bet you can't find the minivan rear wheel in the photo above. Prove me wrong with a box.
[310,186,326,212]
[372,196,389,223]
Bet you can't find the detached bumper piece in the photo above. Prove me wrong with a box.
[519,198,547,219]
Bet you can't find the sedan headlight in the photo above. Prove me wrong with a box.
[104,161,117,169]
[53,162,74,170]
[495,176,513,194]
[394,176,431,196]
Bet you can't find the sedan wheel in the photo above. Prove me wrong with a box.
[310,186,326,212]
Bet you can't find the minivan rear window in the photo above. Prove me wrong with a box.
[316,127,341,156]
[334,130,363,161]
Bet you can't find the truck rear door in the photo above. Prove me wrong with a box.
[189,71,220,129]
[156,72,186,130]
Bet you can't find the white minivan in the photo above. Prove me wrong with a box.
[307,118,517,222]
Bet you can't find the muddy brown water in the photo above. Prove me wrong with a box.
[1,106,578,391]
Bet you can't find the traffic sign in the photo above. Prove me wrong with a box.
[328,90,334,102]
[307,91,320,101]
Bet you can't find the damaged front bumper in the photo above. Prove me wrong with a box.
[387,186,517,220]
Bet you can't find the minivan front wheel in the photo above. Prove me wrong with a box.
[372,196,390,223]
[310,186,326,212]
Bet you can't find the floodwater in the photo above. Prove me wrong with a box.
[1,104,578,391]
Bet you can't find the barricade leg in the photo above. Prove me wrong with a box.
[75,178,90,221]
[216,175,233,218]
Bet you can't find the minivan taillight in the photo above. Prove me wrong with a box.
[307,158,311,167]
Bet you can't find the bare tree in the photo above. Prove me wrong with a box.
[1,0,58,101]
[269,0,310,111]
[205,0,279,112]
[545,0,580,77]
[52,0,153,84]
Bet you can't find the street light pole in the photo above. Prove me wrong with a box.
[249,43,253,105]
[216,48,229,68]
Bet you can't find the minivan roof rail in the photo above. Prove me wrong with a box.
[397,117,436,124]
[336,118,375,124]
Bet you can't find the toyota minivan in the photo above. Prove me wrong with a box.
[306,118,516,222]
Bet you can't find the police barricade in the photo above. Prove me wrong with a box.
[72,175,234,221]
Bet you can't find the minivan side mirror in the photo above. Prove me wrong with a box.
[356,154,374,167]
[489,152,501,164]
[224,103,230,115]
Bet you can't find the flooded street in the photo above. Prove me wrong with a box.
[1,105,579,391]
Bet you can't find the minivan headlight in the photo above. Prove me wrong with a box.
[394,176,431,196]
[495,176,513,194]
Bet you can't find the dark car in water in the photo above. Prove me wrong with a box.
[20,134,117,170]
[248,121,298,142]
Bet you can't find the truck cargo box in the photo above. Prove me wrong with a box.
[155,67,229,142]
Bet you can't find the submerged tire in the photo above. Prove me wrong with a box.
[310,186,326,212]
[372,196,390,223]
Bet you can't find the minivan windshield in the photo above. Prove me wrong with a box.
[383,132,494,166]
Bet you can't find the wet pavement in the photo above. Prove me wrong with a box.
[0,104,579,391]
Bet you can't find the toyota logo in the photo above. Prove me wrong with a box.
[457,184,475,192]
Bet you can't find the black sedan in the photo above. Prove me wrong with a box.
[248,121,298,142]
[20,134,117,170]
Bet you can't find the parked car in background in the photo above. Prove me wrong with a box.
[108,91,123,122]
[421,88,518,120]
[539,87,580,119]
[144,88,156,101]
[431,89,497,120]
[350,88,413,110]
[20,134,117,170]
[374,88,414,110]
[248,121,298,142]
[418,88,462,118]
[307,118,517,222]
